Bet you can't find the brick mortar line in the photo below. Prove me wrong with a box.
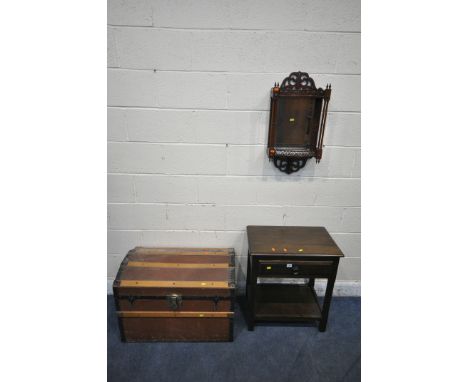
[108,173,361,179]
[107,226,362,235]
[107,233,361,235]
[107,229,361,235]
[107,25,361,34]
[107,141,361,149]
[107,67,361,76]
[109,231,360,234]
[108,202,361,207]
[107,106,361,113]
[108,107,360,114]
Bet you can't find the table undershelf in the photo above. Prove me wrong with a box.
[253,284,322,321]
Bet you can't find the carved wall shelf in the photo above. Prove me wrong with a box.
[267,72,332,174]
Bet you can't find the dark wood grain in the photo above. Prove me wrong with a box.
[247,225,344,256]
[120,317,231,342]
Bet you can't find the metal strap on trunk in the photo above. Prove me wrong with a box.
[118,311,233,318]
[121,295,231,311]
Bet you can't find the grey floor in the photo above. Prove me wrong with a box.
[107,295,360,382]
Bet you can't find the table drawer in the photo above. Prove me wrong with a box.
[257,260,334,277]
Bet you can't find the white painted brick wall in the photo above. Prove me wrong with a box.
[107,0,361,289]
[108,108,359,146]
[108,1,360,32]
[108,70,360,111]
[108,28,360,73]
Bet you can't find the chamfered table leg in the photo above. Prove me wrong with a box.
[246,252,255,331]
[247,288,254,331]
[308,277,315,289]
[319,263,338,332]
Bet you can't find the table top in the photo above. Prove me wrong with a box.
[247,226,344,257]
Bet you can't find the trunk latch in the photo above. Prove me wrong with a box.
[213,296,219,311]
[166,294,182,310]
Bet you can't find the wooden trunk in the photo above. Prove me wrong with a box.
[113,247,235,342]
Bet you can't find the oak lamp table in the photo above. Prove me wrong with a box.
[246,226,344,332]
